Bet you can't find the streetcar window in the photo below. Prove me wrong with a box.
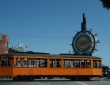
[7,58,13,67]
[70,60,74,68]
[93,60,97,68]
[86,60,91,68]
[29,58,35,67]
[23,58,28,67]
[56,59,61,67]
[1,58,7,66]
[35,58,47,67]
[16,58,22,67]
[75,60,80,68]
[17,58,21,60]
[64,59,69,68]
[35,58,40,67]
[93,60,101,68]
[81,60,85,68]
[17,61,22,67]
[50,59,55,67]
[0,57,13,67]
[97,60,101,68]
[41,59,47,67]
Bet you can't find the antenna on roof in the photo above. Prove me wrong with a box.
[18,42,23,48]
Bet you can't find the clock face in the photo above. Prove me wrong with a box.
[72,31,97,54]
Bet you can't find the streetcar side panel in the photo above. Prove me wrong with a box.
[0,54,102,78]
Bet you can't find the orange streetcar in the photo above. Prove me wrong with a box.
[0,52,102,81]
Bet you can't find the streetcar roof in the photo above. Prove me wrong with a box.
[0,52,101,59]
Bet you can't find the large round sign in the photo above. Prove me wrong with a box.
[72,31,97,55]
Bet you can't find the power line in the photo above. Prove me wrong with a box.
[7,34,71,39]
[5,34,110,41]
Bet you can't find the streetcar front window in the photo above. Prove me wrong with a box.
[93,60,102,68]
[97,60,101,68]
[0,57,13,67]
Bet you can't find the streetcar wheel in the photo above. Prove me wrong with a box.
[71,77,76,81]
[13,77,19,81]
[87,77,91,81]
[29,76,34,81]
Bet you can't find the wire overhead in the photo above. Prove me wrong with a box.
[3,34,110,41]
[7,34,71,39]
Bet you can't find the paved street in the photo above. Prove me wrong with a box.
[0,78,110,85]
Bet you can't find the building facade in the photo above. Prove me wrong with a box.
[0,34,9,54]
[0,34,26,54]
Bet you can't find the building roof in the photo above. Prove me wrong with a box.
[9,47,26,52]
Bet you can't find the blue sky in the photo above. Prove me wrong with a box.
[0,0,110,66]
